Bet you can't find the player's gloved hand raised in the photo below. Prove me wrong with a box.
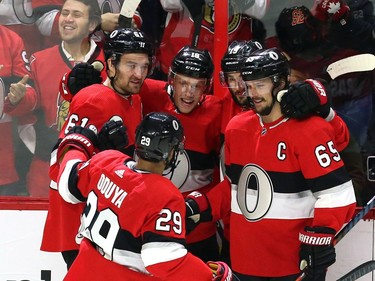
[59,61,103,102]
[57,126,99,163]
[313,0,350,22]
[98,120,129,153]
[299,226,336,281]
[185,191,212,234]
[207,261,233,281]
[279,79,332,120]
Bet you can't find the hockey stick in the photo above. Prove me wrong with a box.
[326,54,375,80]
[296,195,375,281]
[334,195,375,245]
[337,260,375,281]
[181,0,205,47]
[118,0,142,28]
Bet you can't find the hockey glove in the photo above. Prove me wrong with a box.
[59,62,103,102]
[57,126,99,163]
[279,79,332,120]
[185,191,213,234]
[98,120,129,152]
[313,0,350,23]
[299,226,336,281]
[207,261,233,281]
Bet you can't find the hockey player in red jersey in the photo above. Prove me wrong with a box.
[41,27,153,268]
[140,46,223,262]
[55,112,233,281]
[0,25,37,195]
[58,44,223,261]
[186,48,357,280]
[219,40,264,136]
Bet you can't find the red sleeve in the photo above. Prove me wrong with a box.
[146,253,212,281]
[329,113,350,152]
[3,87,37,115]
[32,0,63,8]
[207,178,231,225]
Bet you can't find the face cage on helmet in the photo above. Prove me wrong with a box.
[219,71,248,90]
[168,69,213,95]
[242,74,289,108]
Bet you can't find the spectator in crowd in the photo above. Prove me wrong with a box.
[53,111,233,281]
[273,4,372,205]
[274,4,373,151]
[0,25,37,196]
[0,0,63,55]
[1,0,142,55]
[26,0,105,198]
[311,0,375,54]
[42,27,153,269]
[185,47,357,280]
[157,0,268,79]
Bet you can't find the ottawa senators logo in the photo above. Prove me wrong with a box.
[200,2,241,34]
[57,97,70,131]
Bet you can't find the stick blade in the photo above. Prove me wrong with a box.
[326,54,375,79]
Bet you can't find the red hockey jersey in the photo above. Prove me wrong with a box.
[41,83,142,252]
[57,149,212,281]
[28,42,106,196]
[140,78,222,243]
[209,112,356,277]
[158,5,258,73]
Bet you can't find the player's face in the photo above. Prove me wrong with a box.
[172,74,207,114]
[244,77,275,116]
[226,72,248,105]
[110,53,150,95]
[59,0,96,43]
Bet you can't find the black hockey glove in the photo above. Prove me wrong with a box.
[57,126,99,163]
[97,120,129,153]
[279,79,331,119]
[185,191,213,234]
[60,61,103,102]
[299,226,336,281]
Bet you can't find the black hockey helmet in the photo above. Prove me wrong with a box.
[221,40,264,73]
[275,6,321,53]
[241,48,290,85]
[104,28,154,62]
[135,112,184,168]
[171,46,214,80]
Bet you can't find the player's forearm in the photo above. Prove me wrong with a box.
[328,113,350,152]
[57,149,87,204]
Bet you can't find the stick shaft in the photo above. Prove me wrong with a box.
[337,260,375,281]
[118,0,141,28]
[296,196,375,281]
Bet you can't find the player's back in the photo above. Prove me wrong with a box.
[68,150,187,280]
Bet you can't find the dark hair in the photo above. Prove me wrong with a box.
[62,0,101,27]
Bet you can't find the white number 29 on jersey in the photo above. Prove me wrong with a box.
[156,209,182,235]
